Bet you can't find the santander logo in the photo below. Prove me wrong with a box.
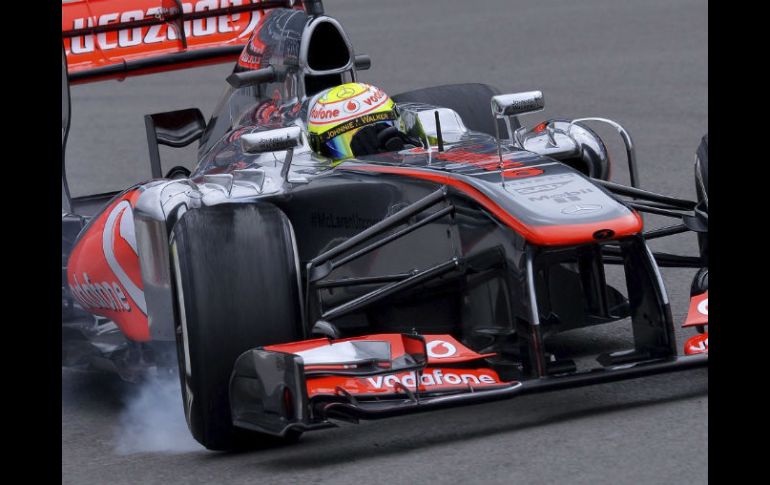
[68,1,261,55]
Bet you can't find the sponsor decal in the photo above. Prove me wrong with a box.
[365,369,499,390]
[68,199,146,314]
[310,107,341,120]
[427,340,457,358]
[514,181,572,195]
[561,204,602,215]
[697,298,708,315]
[67,191,150,340]
[362,87,387,106]
[67,0,262,55]
[683,291,708,327]
[529,188,594,203]
[70,273,131,312]
[314,111,397,142]
[344,99,360,113]
[310,211,380,230]
[508,173,573,187]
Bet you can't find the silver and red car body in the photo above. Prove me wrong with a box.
[62,0,707,435]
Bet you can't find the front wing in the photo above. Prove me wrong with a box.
[229,333,707,437]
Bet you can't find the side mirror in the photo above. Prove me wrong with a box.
[490,91,544,142]
[144,108,206,179]
[240,126,303,154]
[226,66,281,89]
[491,91,544,118]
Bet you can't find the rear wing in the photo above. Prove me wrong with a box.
[62,0,323,84]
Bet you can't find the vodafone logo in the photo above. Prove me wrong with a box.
[344,100,360,113]
[366,369,498,390]
[310,107,340,120]
[697,298,708,316]
[68,199,146,315]
[70,272,130,312]
[362,88,387,106]
[427,340,457,358]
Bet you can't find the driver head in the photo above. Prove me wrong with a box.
[307,83,398,162]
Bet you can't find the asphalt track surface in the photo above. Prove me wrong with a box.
[63,0,708,483]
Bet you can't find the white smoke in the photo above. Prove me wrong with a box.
[113,371,202,454]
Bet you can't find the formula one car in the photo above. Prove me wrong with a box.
[62,0,708,450]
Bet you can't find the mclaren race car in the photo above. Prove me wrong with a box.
[62,0,708,450]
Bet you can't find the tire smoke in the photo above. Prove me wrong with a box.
[113,371,202,454]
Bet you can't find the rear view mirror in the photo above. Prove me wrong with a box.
[491,91,544,117]
[490,91,544,142]
[145,108,206,179]
[240,126,303,154]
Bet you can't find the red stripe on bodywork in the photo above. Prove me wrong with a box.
[343,164,643,246]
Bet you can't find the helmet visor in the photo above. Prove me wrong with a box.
[322,120,395,161]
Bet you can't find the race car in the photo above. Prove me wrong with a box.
[61,0,708,450]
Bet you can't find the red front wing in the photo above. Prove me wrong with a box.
[683,291,708,355]
[266,334,503,398]
[229,331,707,437]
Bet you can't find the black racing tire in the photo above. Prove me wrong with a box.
[170,203,304,450]
[695,134,708,262]
[392,83,518,137]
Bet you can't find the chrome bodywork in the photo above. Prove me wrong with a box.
[515,119,612,180]
[399,103,469,145]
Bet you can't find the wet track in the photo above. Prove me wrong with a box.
[63,0,708,483]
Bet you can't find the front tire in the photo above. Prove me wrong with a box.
[170,203,304,450]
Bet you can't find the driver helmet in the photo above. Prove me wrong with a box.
[307,82,400,161]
